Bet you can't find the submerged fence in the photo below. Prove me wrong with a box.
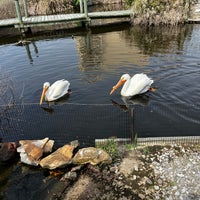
[0,103,200,148]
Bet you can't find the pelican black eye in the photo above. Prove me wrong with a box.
[121,78,126,82]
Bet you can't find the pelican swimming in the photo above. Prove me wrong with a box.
[40,79,70,105]
[110,73,154,97]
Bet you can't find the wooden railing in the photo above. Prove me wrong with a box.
[14,0,89,22]
[0,0,132,34]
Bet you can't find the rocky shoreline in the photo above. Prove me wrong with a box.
[1,141,200,199]
[46,142,200,200]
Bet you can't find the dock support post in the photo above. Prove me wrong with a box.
[14,0,32,35]
[83,0,88,18]
[23,0,29,17]
[83,0,91,28]
[79,0,83,13]
[14,0,23,25]
[185,0,190,22]
[14,0,26,33]
[130,108,135,144]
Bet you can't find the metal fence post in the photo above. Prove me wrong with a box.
[79,0,83,13]
[130,108,135,144]
[23,0,29,17]
[83,0,88,17]
[186,0,190,22]
[14,0,23,25]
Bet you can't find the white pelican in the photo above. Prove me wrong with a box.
[40,79,70,105]
[110,73,154,97]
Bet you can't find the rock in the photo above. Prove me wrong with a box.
[42,139,55,153]
[154,185,159,190]
[18,143,43,166]
[72,147,112,165]
[40,144,77,169]
[69,140,79,148]
[71,165,83,172]
[61,171,77,181]
[14,40,31,46]
[0,142,18,163]
[17,138,54,166]
[138,193,146,199]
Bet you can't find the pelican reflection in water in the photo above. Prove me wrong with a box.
[111,94,150,111]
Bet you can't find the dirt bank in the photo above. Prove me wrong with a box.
[36,142,200,200]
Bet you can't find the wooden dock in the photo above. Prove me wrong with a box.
[0,10,132,28]
[2,0,199,30]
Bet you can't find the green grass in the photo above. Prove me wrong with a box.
[96,138,119,159]
[125,133,138,150]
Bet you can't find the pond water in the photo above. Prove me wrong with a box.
[0,20,200,200]
[0,24,200,148]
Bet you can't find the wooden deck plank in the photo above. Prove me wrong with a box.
[0,18,18,26]
[0,10,132,28]
[187,18,200,23]
[89,10,132,18]
[1,5,200,28]
[42,15,45,22]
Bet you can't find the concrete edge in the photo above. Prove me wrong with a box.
[95,136,200,146]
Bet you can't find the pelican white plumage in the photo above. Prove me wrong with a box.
[110,73,154,97]
[40,79,70,105]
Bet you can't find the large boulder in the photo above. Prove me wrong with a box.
[72,147,112,165]
[40,141,79,170]
[17,138,54,166]
[0,142,18,163]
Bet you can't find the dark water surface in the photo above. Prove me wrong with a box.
[0,24,200,146]
[0,22,200,200]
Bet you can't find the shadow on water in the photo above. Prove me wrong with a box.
[0,162,61,200]
[0,22,131,64]
[0,21,131,44]
[1,23,193,67]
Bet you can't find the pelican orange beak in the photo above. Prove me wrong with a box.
[40,86,48,105]
[110,78,126,95]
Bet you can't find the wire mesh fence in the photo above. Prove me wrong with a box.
[0,103,131,148]
[0,103,200,148]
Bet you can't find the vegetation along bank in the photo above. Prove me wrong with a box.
[131,0,197,26]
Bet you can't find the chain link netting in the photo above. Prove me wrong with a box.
[0,103,200,147]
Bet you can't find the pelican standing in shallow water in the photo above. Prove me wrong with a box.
[40,79,70,105]
[110,73,154,97]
